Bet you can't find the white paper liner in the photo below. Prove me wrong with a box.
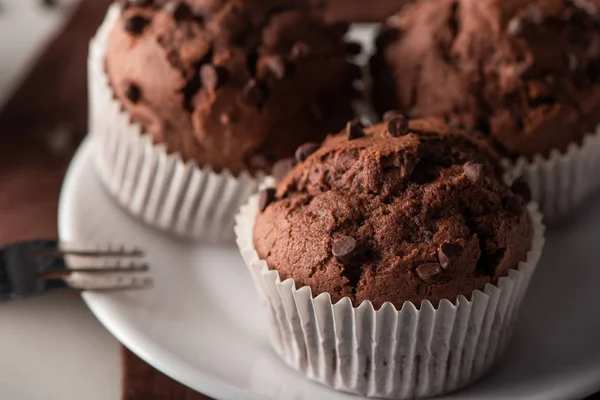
[235,196,545,399]
[503,125,600,222]
[88,5,262,242]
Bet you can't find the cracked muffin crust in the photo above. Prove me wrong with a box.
[253,117,534,309]
[371,0,600,159]
[107,0,358,175]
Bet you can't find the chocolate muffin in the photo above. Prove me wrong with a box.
[253,117,534,308]
[107,0,358,175]
[371,0,600,159]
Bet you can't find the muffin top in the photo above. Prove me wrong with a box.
[107,0,358,174]
[253,116,534,309]
[371,0,600,158]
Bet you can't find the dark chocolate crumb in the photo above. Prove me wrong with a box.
[259,188,276,212]
[125,83,142,104]
[375,27,401,50]
[250,154,270,171]
[347,63,363,81]
[272,158,296,181]
[463,161,484,184]
[331,21,350,35]
[345,41,362,56]
[416,263,443,282]
[128,0,153,6]
[295,142,320,162]
[246,51,259,77]
[387,115,409,137]
[124,15,149,36]
[332,236,357,264]
[511,177,532,203]
[345,119,365,140]
[164,1,193,21]
[505,196,523,214]
[438,243,462,269]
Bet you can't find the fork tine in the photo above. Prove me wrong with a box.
[65,276,153,292]
[39,263,150,276]
[33,246,145,259]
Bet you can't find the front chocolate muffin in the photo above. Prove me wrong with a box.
[237,117,544,398]
[107,0,358,175]
[254,117,534,308]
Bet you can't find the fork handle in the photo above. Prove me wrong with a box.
[0,241,67,300]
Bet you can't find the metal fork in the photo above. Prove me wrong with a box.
[0,240,152,301]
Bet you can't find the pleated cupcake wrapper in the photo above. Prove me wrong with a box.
[502,125,600,222]
[88,5,262,242]
[235,196,545,399]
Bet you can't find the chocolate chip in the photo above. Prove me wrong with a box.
[511,177,531,203]
[387,115,409,137]
[295,142,320,162]
[347,63,363,81]
[164,1,192,21]
[290,41,311,60]
[505,196,523,214]
[125,83,142,104]
[506,17,524,37]
[523,5,543,25]
[265,56,289,80]
[258,188,276,212]
[243,79,268,107]
[332,236,357,264]
[345,41,362,56]
[345,119,364,140]
[463,161,484,184]
[438,243,462,269]
[416,263,443,282]
[272,158,296,181]
[383,110,404,122]
[124,15,149,36]
[127,0,153,6]
[246,51,259,77]
[331,21,350,35]
[250,154,270,171]
[375,27,401,50]
[200,64,228,90]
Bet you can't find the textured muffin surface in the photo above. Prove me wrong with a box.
[107,0,357,174]
[372,0,600,158]
[254,117,534,309]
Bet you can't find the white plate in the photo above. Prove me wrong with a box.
[59,137,600,400]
